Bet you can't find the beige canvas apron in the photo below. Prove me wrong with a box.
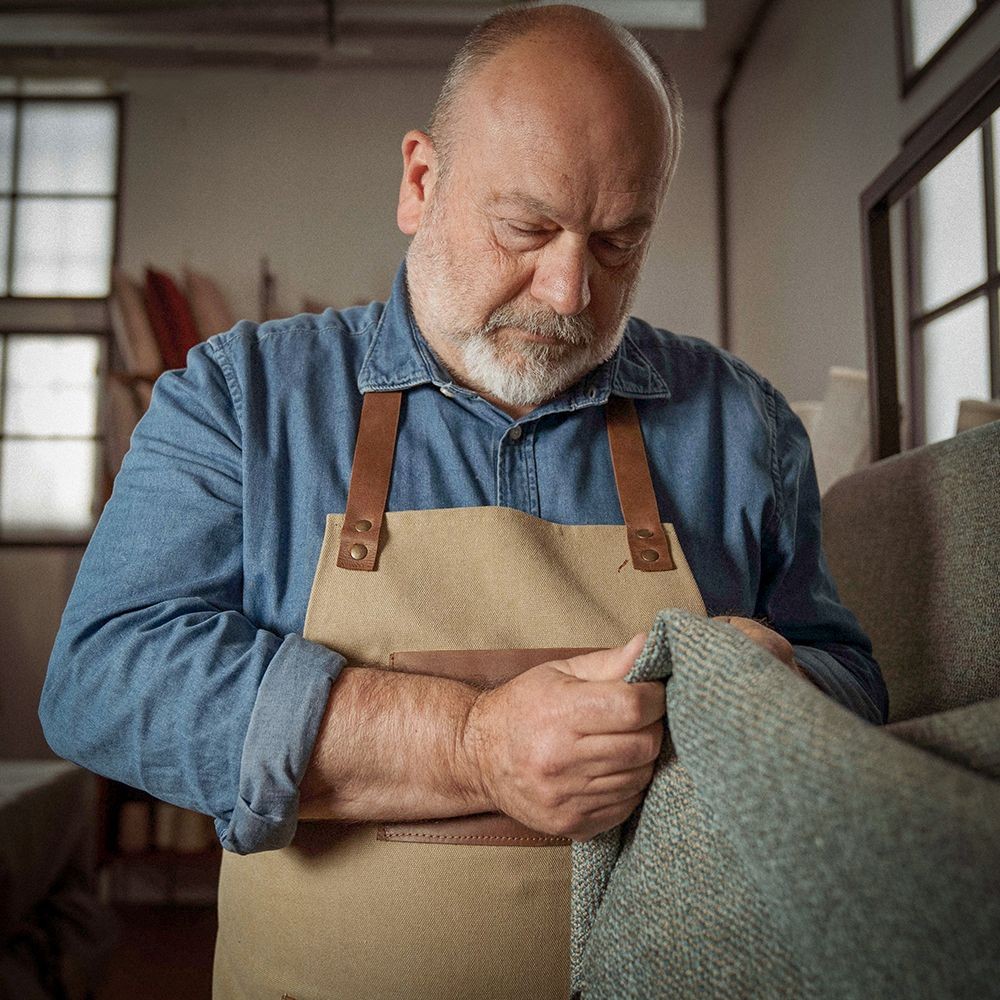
[214,392,705,1000]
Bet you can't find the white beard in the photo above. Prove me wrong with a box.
[406,199,631,408]
[454,305,620,407]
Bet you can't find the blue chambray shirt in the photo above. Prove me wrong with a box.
[40,262,887,855]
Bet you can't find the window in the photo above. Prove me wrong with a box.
[0,333,104,540]
[896,0,999,95]
[0,85,121,541]
[1,96,120,298]
[861,48,999,459]
[905,112,999,445]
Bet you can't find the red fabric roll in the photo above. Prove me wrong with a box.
[144,268,201,371]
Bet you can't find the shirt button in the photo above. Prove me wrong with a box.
[509,426,523,441]
[439,386,455,398]
[587,386,598,398]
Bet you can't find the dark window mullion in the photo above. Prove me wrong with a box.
[911,273,1000,328]
[13,192,117,201]
[983,117,1000,397]
[904,190,925,446]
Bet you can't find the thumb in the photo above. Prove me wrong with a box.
[553,632,647,681]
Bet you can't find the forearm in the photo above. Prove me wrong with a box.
[298,666,490,822]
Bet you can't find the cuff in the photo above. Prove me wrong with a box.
[792,645,884,724]
[216,632,346,854]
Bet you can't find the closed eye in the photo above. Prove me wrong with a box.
[505,221,552,237]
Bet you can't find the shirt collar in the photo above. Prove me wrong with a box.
[357,261,671,406]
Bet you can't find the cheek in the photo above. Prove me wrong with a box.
[591,272,637,323]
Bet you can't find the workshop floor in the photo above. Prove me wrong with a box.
[94,904,217,1000]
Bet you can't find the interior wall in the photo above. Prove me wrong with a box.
[0,548,83,759]
[116,65,718,340]
[727,0,1000,404]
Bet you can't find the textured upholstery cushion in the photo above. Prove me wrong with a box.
[572,610,1000,999]
[822,421,1000,722]
[184,268,237,341]
[144,268,200,371]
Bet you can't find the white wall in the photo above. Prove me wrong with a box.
[727,0,1000,403]
[116,66,719,341]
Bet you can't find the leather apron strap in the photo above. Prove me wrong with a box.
[335,389,401,571]
[605,394,677,571]
[338,390,675,572]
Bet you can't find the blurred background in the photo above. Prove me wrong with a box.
[0,0,997,995]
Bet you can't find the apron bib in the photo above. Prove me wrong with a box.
[214,393,705,1000]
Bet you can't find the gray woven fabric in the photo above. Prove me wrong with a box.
[570,609,1000,999]
[822,421,1000,722]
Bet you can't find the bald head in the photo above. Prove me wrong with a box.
[428,3,683,192]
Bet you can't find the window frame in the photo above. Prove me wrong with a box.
[861,44,1000,459]
[894,0,1000,97]
[902,116,999,446]
[1,92,125,303]
[0,88,124,545]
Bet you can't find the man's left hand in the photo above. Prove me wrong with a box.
[711,615,810,680]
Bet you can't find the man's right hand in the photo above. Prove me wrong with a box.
[459,633,664,841]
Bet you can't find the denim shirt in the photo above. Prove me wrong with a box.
[40,262,888,855]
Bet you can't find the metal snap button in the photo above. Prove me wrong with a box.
[640,548,659,562]
[509,425,523,441]
[635,528,653,538]
[354,519,372,532]
[349,543,368,560]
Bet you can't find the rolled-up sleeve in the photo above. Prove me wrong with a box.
[39,338,345,854]
[757,388,889,724]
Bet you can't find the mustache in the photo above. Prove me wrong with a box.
[480,304,595,346]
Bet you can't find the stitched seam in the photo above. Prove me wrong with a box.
[762,381,783,538]
[380,831,568,843]
[206,338,245,432]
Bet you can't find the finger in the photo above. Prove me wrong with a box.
[568,679,665,735]
[576,720,663,768]
[716,617,796,669]
[553,633,646,682]
[572,791,646,835]
[578,762,655,796]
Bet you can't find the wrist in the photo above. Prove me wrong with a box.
[455,689,495,814]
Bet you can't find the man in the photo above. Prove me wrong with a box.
[41,5,886,998]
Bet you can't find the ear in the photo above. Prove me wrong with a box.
[397,130,439,236]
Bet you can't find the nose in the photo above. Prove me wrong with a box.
[530,233,591,316]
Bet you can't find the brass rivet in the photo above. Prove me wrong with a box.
[355,519,372,532]
[635,528,653,538]
[640,548,659,563]
[349,543,368,560]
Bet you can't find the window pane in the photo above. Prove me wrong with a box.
[11,197,114,296]
[917,129,986,314]
[1,438,98,533]
[3,334,101,436]
[0,101,14,193]
[17,101,117,195]
[909,0,974,69]
[0,197,9,296]
[922,296,990,444]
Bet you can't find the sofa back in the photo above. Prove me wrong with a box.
[822,421,1000,722]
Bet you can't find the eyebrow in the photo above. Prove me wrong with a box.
[488,191,655,233]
